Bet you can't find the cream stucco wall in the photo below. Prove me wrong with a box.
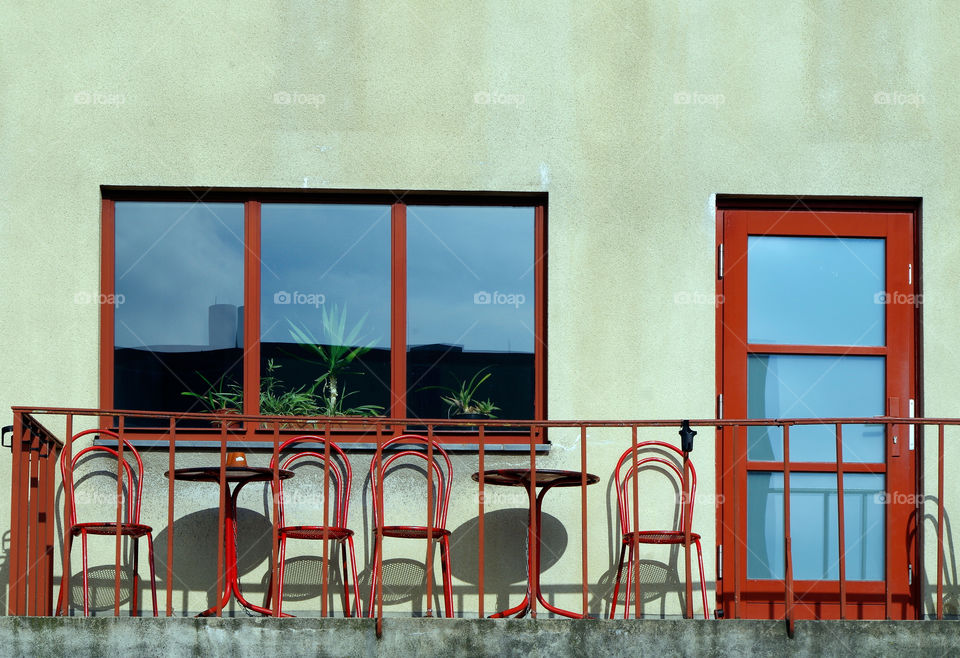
[2,0,960,617]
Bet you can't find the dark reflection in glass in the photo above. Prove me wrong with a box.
[260,204,391,417]
[747,354,885,462]
[114,202,244,424]
[406,205,535,421]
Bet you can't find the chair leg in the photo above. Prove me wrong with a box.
[276,536,288,616]
[624,542,636,620]
[146,533,158,617]
[694,538,709,620]
[367,534,381,618]
[345,535,361,618]
[439,536,453,618]
[80,531,90,617]
[610,542,627,620]
[57,532,74,616]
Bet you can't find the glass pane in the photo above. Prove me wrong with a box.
[260,204,391,417]
[747,472,885,581]
[114,202,244,421]
[748,355,885,462]
[406,206,535,421]
[748,236,885,346]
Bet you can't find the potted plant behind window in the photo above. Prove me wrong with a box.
[423,367,500,429]
[258,359,320,429]
[287,305,385,426]
[181,373,243,428]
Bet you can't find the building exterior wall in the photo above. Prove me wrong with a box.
[1,1,959,616]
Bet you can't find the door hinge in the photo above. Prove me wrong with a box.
[718,544,722,579]
[908,263,912,285]
[718,243,724,279]
[718,393,723,419]
[908,564,913,586]
[909,398,915,450]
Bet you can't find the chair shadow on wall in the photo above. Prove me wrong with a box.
[923,497,960,618]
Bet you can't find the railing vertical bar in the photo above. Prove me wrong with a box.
[937,423,945,620]
[835,423,847,619]
[166,417,176,617]
[477,424,486,619]
[216,421,227,617]
[580,425,588,617]
[271,422,281,617]
[8,413,27,615]
[40,435,57,615]
[375,423,385,638]
[783,423,794,637]
[321,429,331,617]
[733,424,740,620]
[113,416,125,616]
[528,424,538,619]
[631,424,640,619]
[27,423,42,616]
[58,414,74,616]
[425,424,435,617]
[683,445,693,620]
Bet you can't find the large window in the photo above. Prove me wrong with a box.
[102,191,545,436]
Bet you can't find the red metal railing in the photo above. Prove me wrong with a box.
[7,407,958,634]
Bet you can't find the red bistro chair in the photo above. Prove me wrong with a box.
[368,435,454,618]
[610,440,709,619]
[263,436,361,617]
[56,429,158,616]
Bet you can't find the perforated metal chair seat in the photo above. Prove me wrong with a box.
[377,525,451,541]
[278,525,353,541]
[623,530,702,545]
[70,522,154,538]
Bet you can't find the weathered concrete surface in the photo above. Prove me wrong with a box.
[1,618,958,657]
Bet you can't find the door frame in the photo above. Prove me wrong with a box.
[714,196,923,620]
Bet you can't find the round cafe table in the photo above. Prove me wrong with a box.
[166,466,293,617]
[472,468,599,619]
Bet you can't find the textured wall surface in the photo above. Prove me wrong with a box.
[2,1,959,617]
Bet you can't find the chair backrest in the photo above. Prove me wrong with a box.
[369,434,452,531]
[60,429,145,527]
[270,435,352,528]
[614,440,697,536]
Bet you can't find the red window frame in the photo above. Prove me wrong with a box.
[99,188,547,444]
[714,198,922,620]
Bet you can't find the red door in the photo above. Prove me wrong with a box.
[717,208,918,619]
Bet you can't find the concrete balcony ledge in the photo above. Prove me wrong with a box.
[1,617,958,657]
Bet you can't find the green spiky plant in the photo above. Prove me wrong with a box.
[287,304,383,416]
[181,373,242,413]
[423,367,499,418]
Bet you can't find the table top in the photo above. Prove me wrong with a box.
[472,468,599,488]
[165,466,294,484]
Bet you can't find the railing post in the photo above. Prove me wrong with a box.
[937,423,945,620]
[166,417,176,617]
[477,424,486,619]
[783,424,794,638]
[835,423,847,619]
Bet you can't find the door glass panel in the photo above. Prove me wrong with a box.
[747,472,885,580]
[748,355,885,462]
[114,201,244,421]
[748,236,885,346]
[261,204,391,416]
[406,205,535,420]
